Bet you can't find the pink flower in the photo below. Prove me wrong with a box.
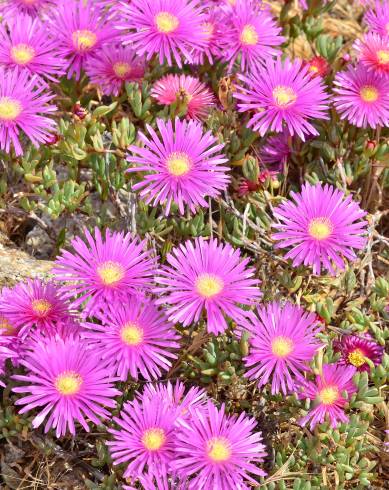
[364,1,389,37]
[151,74,215,121]
[298,363,357,430]
[85,44,145,96]
[154,238,261,335]
[0,68,56,155]
[12,335,120,437]
[53,227,156,317]
[333,334,384,372]
[238,301,322,394]
[235,57,329,141]
[82,297,180,381]
[354,33,389,77]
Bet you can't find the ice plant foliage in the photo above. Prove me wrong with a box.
[154,238,261,335]
[333,335,384,372]
[0,15,65,83]
[85,44,145,96]
[117,0,207,67]
[53,227,156,316]
[0,279,72,339]
[127,118,229,215]
[151,74,215,121]
[298,363,357,429]
[235,57,330,141]
[334,64,389,128]
[240,302,322,394]
[12,335,120,437]
[272,182,368,275]
[173,401,267,488]
[50,0,117,80]
[82,298,180,381]
[0,68,56,155]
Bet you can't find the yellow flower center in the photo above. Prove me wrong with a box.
[319,386,339,405]
[240,24,259,46]
[113,61,131,78]
[202,22,214,39]
[377,49,389,64]
[142,428,166,451]
[308,217,333,240]
[120,322,144,346]
[348,348,366,367]
[309,65,319,73]
[166,151,191,176]
[271,336,294,358]
[10,43,35,65]
[196,273,224,298]
[72,29,97,51]
[31,299,52,317]
[207,437,231,462]
[22,0,37,4]
[360,85,379,102]
[55,371,83,395]
[273,85,297,108]
[0,97,22,121]
[155,12,179,33]
[0,316,16,335]
[97,261,125,286]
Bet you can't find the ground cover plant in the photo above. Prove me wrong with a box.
[0,0,388,488]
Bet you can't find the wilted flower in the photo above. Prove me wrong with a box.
[272,182,368,275]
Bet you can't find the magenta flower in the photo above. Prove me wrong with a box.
[0,68,56,156]
[272,182,368,275]
[333,334,384,372]
[364,1,389,38]
[221,0,284,71]
[260,130,291,171]
[154,238,262,335]
[0,336,17,387]
[82,297,180,381]
[354,33,389,77]
[142,380,208,417]
[117,0,207,67]
[151,74,215,121]
[0,279,72,339]
[298,363,357,430]
[85,44,145,96]
[239,302,322,395]
[108,394,178,480]
[127,118,229,216]
[0,15,66,84]
[49,0,117,80]
[234,57,329,141]
[12,335,120,437]
[190,5,224,64]
[333,64,389,128]
[0,0,55,19]
[173,401,267,488]
[53,227,156,317]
